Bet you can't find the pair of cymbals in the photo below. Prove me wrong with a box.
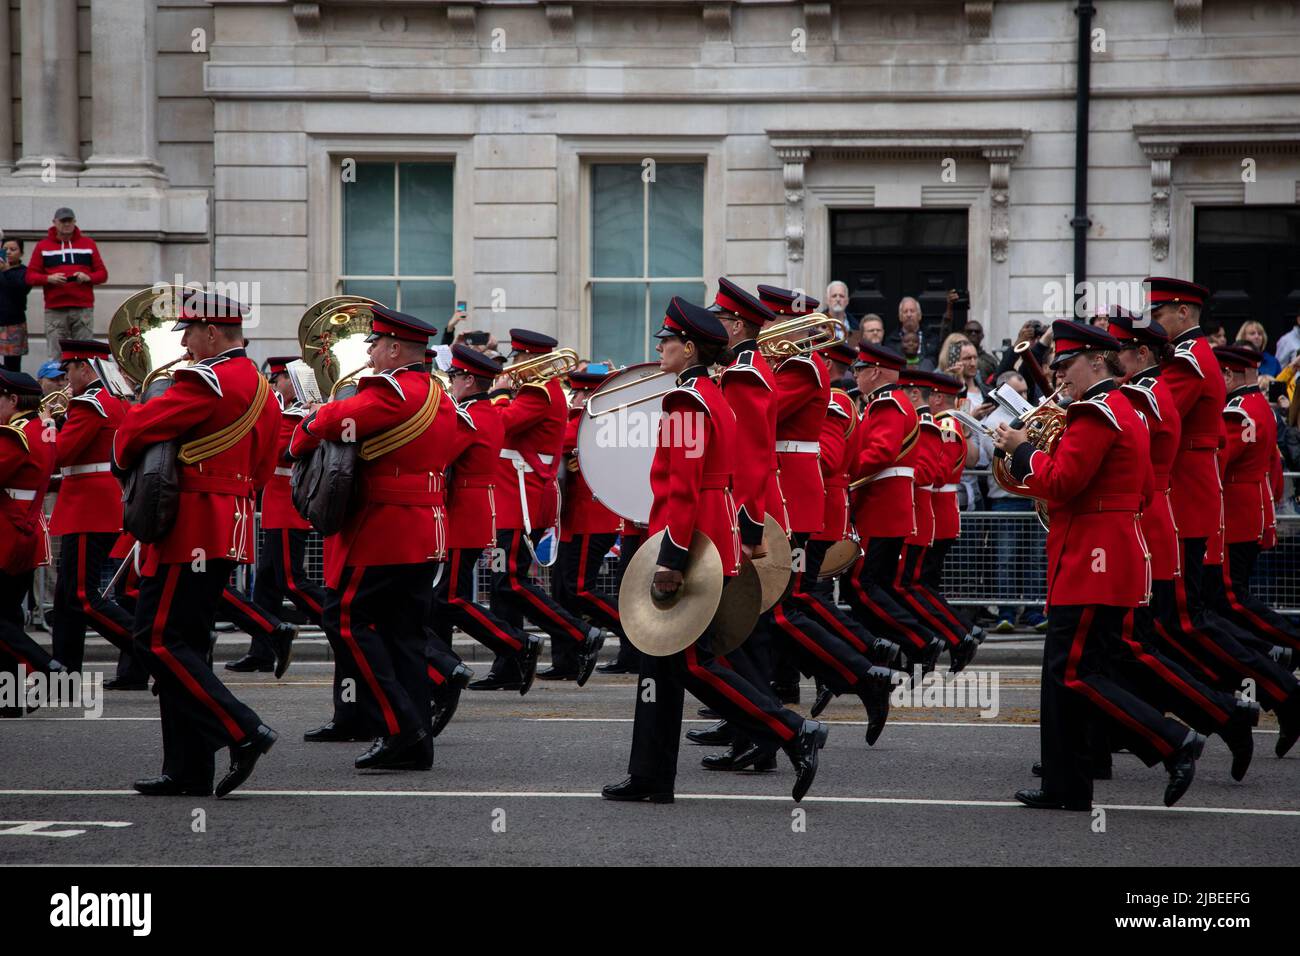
[751,514,793,612]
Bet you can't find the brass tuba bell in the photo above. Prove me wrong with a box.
[990,392,1068,530]
[108,284,191,390]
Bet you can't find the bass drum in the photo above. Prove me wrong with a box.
[576,362,673,525]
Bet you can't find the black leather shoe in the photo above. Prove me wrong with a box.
[948,634,978,674]
[969,625,986,645]
[468,673,524,691]
[702,741,777,772]
[575,630,606,688]
[1163,730,1205,807]
[432,663,473,738]
[535,666,578,682]
[771,681,800,705]
[870,637,902,666]
[518,635,543,696]
[685,720,734,746]
[698,707,720,719]
[810,684,835,718]
[304,720,365,743]
[1220,698,1260,781]
[860,667,893,746]
[922,636,945,672]
[1014,788,1090,811]
[224,654,274,673]
[271,623,297,679]
[782,720,829,802]
[215,724,277,798]
[596,660,634,674]
[382,737,435,771]
[602,775,674,803]
[355,728,431,770]
[1275,702,1299,759]
[103,678,149,691]
[133,774,213,797]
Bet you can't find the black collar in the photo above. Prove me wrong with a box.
[677,365,708,385]
[1173,326,1204,344]
[1134,364,1161,380]
[868,382,897,400]
[461,390,489,404]
[735,338,758,354]
[395,362,423,374]
[1227,384,1260,400]
[1083,378,1116,400]
[218,347,247,360]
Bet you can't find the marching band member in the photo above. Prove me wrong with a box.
[290,306,474,770]
[599,525,645,674]
[112,294,281,797]
[602,298,827,804]
[474,329,603,690]
[995,320,1203,811]
[46,339,145,685]
[0,369,60,715]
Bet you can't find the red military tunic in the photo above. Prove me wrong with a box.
[903,409,944,548]
[446,392,505,551]
[850,383,919,540]
[0,414,54,574]
[260,398,311,531]
[773,353,829,535]
[560,408,622,540]
[113,348,281,577]
[1221,384,1283,548]
[1007,381,1154,608]
[650,367,741,577]
[290,366,475,588]
[1162,328,1226,540]
[931,417,966,542]
[812,388,855,543]
[49,386,128,536]
[494,378,566,533]
[718,342,778,543]
[1120,368,1182,581]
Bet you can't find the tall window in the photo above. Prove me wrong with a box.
[339,161,454,324]
[588,162,705,365]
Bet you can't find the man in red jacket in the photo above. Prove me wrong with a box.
[996,320,1203,811]
[112,294,281,797]
[26,208,107,360]
[47,339,145,686]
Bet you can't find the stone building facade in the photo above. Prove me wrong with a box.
[1,0,1298,369]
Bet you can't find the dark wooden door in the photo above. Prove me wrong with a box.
[1194,206,1300,345]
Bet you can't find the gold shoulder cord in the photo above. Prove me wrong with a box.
[358,377,442,461]
[178,374,271,465]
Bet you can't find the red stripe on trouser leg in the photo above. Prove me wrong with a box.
[684,645,795,742]
[283,532,322,617]
[576,541,619,622]
[222,588,273,636]
[795,594,868,653]
[892,555,959,647]
[1221,560,1294,646]
[773,603,857,685]
[911,546,968,638]
[336,568,401,737]
[150,565,246,742]
[0,637,35,669]
[427,663,446,686]
[1063,607,1175,760]
[1153,616,1221,683]
[1120,612,1230,725]
[507,535,585,642]
[74,533,131,645]
[1173,575,1287,702]
[450,549,523,651]
[847,562,927,651]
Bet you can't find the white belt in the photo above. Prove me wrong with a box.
[866,467,914,482]
[3,488,36,501]
[60,462,112,477]
[500,449,555,473]
[274,467,293,477]
[775,440,820,454]
[933,483,960,493]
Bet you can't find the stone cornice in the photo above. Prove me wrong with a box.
[767,128,1029,160]
[1135,120,1300,155]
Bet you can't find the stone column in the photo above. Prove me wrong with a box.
[82,0,167,184]
[0,5,13,173]
[14,0,83,178]
[777,146,811,288]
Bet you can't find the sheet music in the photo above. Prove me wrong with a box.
[287,360,324,405]
[91,358,133,399]
[992,382,1034,419]
[944,408,998,439]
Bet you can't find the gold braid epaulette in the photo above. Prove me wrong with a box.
[896,421,920,460]
[0,421,30,453]
[178,374,271,465]
[358,377,441,461]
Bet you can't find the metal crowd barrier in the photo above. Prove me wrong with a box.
[29,470,1300,627]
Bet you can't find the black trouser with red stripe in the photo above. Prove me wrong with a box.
[0,569,55,691]
[424,626,465,688]
[321,562,434,742]
[487,528,591,680]
[902,542,972,642]
[611,532,644,669]
[844,536,938,658]
[789,537,886,663]
[552,533,622,671]
[892,544,965,647]
[237,528,325,664]
[629,632,804,788]
[432,547,530,658]
[50,531,143,673]
[1207,542,1300,651]
[131,561,264,788]
[1040,604,1189,807]
[219,583,284,662]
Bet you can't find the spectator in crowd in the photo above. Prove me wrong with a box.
[1205,317,1227,348]
[0,237,30,372]
[995,319,1052,403]
[1277,310,1300,367]
[885,296,940,365]
[858,313,885,345]
[824,280,858,334]
[1275,350,1299,405]
[36,360,66,395]
[900,329,936,371]
[938,332,971,379]
[26,207,108,359]
[961,318,999,383]
[1088,311,1110,331]
[1281,379,1300,471]
[1235,320,1282,376]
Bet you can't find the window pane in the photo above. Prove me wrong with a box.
[648,163,704,278]
[649,281,707,331]
[592,282,647,367]
[342,163,395,276]
[398,280,456,328]
[591,164,644,278]
[341,279,397,310]
[399,163,454,276]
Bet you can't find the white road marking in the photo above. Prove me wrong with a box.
[0,790,1294,817]
[0,820,132,838]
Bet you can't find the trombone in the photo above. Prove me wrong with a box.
[756,312,847,360]
[501,348,579,388]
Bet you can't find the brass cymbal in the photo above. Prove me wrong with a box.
[817,537,863,580]
[752,514,792,612]
[618,529,724,657]
[708,558,762,657]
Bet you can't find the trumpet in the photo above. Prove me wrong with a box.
[501,348,579,388]
[756,312,847,360]
[39,386,71,420]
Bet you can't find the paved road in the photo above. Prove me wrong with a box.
[2,654,1298,866]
